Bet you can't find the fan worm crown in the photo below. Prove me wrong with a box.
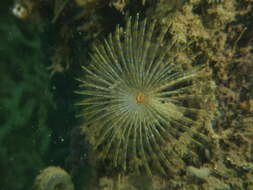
[77,14,214,176]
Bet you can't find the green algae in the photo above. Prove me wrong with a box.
[0,2,53,189]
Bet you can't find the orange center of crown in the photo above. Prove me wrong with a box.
[136,92,145,103]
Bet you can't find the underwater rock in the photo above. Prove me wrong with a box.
[187,166,211,180]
